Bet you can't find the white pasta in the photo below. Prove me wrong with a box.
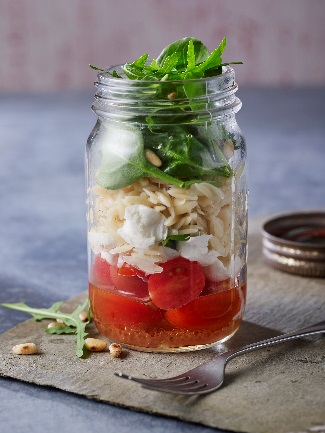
[156,191,172,207]
[164,214,179,227]
[173,201,197,216]
[109,244,133,254]
[154,205,167,212]
[178,227,201,235]
[209,216,224,238]
[89,177,235,274]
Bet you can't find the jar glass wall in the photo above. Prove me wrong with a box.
[86,66,247,351]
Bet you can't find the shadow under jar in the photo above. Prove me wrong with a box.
[86,66,248,352]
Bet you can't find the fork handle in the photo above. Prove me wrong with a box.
[226,320,325,362]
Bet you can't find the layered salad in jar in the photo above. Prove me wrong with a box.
[87,37,247,351]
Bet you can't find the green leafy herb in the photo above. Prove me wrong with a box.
[162,234,191,249]
[1,300,90,358]
[90,35,241,88]
[91,36,242,190]
[146,125,232,182]
[96,122,210,190]
[91,36,241,82]
[89,64,122,78]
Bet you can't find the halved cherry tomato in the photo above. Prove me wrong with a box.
[110,264,149,300]
[165,286,242,330]
[117,263,146,278]
[89,283,163,329]
[148,257,205,310]
[92,255,113,286]
[201,278,231,296]
[92,256,149,300]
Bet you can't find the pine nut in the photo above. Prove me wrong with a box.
[47,322,66,329]
[167,92,177,99]
[223,139,234,159]
[109,343,122,358]
[145,149,162,167]
[85,338,107,352]
[78,311,88,322]
[12,343,38,355]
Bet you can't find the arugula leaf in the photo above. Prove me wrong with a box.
[162,234,191,249]
[193,37,226,76]
[1,300,90,358]
[159,52,180,75]
[46,325,76,335]
[89,64,122,78]
[186,40,196,71]
[132,53,149,69]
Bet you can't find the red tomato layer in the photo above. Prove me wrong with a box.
[148,257,205,310]
[110,264,149,300]
[165,285,243,331]
[92,255,113,286]
[201,278,231,296]
[92,255,149,300]
[89,283,163,329]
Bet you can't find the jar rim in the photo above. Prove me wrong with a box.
[92,64,241,121]
[96,64,235,86]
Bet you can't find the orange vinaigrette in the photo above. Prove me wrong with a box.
[89,281,246,350]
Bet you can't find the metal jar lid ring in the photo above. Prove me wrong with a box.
[261,211,325,278]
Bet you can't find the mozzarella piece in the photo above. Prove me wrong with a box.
[117,204,167,248]
[119,246,179,275]
[100,251,117,266]
[177,234,218,266]
[88,231,116,254]
[202,258,230,282]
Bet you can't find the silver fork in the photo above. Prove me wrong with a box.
[115,321,325,395]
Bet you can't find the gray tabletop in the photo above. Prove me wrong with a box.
[0,88,324,432]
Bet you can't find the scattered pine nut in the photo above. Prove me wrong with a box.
[167,91,177,99]
[85,338,107,352]
[78,311,88,322]
[12,343,38,355]
[47,322,66,329]
[145,149,162,167]
[109,343,122,358]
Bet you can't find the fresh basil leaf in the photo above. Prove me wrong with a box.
[156,37,210,71]
[194,124,236,170]
[146,126,232,181]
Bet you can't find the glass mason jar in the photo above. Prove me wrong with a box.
[86,65,247,352]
